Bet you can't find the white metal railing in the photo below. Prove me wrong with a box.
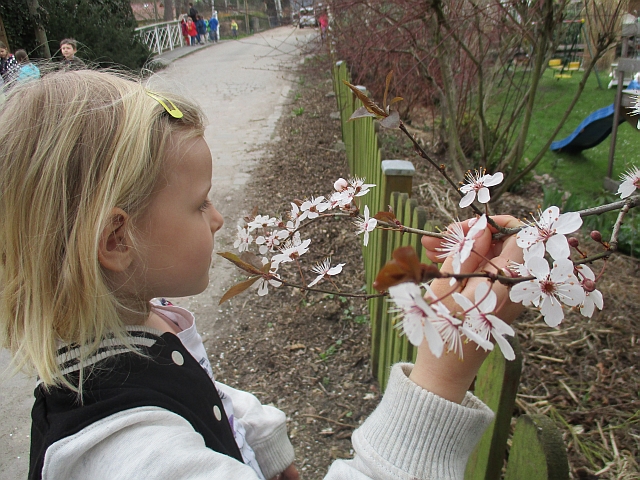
[135,20,184,55]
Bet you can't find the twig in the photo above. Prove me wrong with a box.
[300,414,354,429]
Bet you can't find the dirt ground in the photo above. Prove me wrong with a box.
[209,53,639,479]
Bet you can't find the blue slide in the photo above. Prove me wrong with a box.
[550,80,639,154]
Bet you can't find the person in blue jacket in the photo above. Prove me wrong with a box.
[209,15,219,43]
[196,15,207,44]
[14,49,40,83]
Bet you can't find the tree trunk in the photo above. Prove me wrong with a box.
[26,0,51,58]
[164,0,174,21]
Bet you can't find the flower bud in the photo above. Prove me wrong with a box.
[590,230,602,242]
[582,278,596,292]
[334,178,348,192]
[568,237,580,248]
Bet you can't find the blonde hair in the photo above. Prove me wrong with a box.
[0,70,204,390]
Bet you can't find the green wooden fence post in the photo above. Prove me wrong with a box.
[465,336,522,480]
[504,415,570,480]
[380,160,415,213]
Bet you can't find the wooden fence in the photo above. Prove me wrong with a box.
[331,59,570,480]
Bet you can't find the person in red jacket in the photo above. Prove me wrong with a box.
[180,16,190,46]
[186,17,198,46]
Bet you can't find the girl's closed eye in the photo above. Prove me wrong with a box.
[199,199,212,212]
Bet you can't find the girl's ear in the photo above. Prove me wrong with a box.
[98,208,133,272]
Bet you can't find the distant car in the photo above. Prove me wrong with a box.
[299,7,317,28]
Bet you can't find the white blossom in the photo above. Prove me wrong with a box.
[233,225,253,252]
[307,258,345,287]
[271,233,311,267]
[354,205,377,246]
[437,214,487,276]
[459,170,504,208]
[574,264,604,318]
[246,214,278,232]
[616,166,639,199]
[516,206,582,260]
[509,257,585,327]
[300,196,330,219]
[255,260,282,296]
[453,283,515,360]
[388,283,445,357]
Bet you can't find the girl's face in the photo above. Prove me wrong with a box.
[0,48,7,58]
[60,44,76,59]
[133,135,223,299]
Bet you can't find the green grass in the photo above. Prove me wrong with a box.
[523,68,638,202]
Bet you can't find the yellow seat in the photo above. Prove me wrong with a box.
[549,59,563,71]
[566,62,581,75]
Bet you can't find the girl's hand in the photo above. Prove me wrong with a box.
[410,215,524,403]
[270,464,299,480]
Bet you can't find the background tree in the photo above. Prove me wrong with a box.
[42,0,150,69]
[328,0,627,194]
[1,0,150,68]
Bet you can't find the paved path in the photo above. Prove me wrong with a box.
[0,26,314,479]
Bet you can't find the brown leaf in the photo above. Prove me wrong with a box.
[348,106,377,121]
[379,110,401,129]
[342,80,386,117]
[389,96,403,106]
[286,343,307,351]
[219,276,260,304]
[373,211,398,224]
[240,251,264,271]
[217,251,264,275]
[373,246,440,292]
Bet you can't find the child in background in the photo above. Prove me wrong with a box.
[0,41,19,84]
[196,15,207,44]
[60,38,85,69]
[14,49,40,83]
[186,16,198,46]
[209,14,219,43]
[180,16,190,46]
[0,70,524,480]
[231,19,239,38]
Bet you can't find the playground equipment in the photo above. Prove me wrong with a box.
[550,78,639,153]
[550,20,640,191]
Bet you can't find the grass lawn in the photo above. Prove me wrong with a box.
[523,68,638,202]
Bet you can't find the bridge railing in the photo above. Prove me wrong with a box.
[135,20,184,55]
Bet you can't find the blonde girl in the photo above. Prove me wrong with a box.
[0,69,524,480]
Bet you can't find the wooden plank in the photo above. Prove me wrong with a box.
[465,336,522,480]
[504,415,570,480]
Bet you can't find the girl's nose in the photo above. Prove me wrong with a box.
[210,206,224,234]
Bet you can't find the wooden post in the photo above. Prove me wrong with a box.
[380,160,415,211]
[504,415,570,480]
[607,35,628,181]
[465,336,522,480]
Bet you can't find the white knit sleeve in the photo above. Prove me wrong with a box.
[324,363,495,480]
[216,382,295,479]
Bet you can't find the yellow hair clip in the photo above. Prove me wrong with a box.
[145,90,184,119]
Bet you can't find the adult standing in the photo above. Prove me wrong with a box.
[188,2,198,23]
[0,42,19,84]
